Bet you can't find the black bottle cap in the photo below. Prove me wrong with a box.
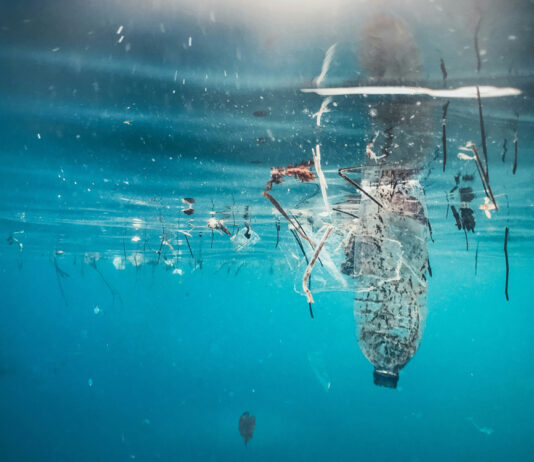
[373,369,399,388]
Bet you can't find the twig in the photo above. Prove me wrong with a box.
[263,191,316,248]
[427,220,435,243]
[476,86,489,179]
[440,58,448,83]
[290,213,323,267]
[290,228,313,317]
[474,15,482,72]
[54,255,70,307]
[502,138,508,162]
[442,100,450,172]
[263,160,317,248]
[504,227,510,301]
[290,229,309,265]
[475,240,479,275]
[184,234,194,259]
[332,207,358,219]
[302,225,334,305]
[275,218,280,248]
[338,166,383,208]
[470,143,498,210]
[312,144,331,215]
[90,260,123,307]
[513,127,518,174]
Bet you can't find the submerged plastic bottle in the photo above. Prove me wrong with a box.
[346,169,429,388]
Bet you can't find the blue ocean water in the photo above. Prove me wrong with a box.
[1,1,534,461]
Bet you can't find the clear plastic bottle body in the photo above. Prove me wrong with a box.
[345,169,429,387]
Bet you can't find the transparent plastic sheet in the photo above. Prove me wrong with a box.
[276,210,354,297]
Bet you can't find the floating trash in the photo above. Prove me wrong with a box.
[238,411,255,447]
[231,223,259,251]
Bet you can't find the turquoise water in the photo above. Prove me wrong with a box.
[1,1,534,461]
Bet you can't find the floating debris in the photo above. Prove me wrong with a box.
[440,58,448,83]
[338,166,384,208]
[231,223,259,251]
[311,144,331,215]
[467,417,494,436]
[479,197,496,219]
[475,87,489,179]
[112,255,126,270]
[312,96,333,127]
[238,412,256,447]
[442,101,450,171]
[302,225,334,305]
[502,138,508,162]
[474,15,483,72]
[475,241,479,276]
[207,217,231,236]
[7,233,23,252]
[313,43,337,87]
[513,123,518,175]
[54,253,70,307]
[365,132,386,162]
[468,142,498,211]
[504,227,510,301]
[181,198,195,215]
[263,161,317,248]
[252,110,268,117]
[275,217,280,248]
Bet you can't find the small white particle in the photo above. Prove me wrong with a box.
[94,306,101,314]
[37,133,41,139]
[88,378,93,387]
[508,35,517,41]
[188,36,192,47]
[118,35,124,44]
[117,25,123,35]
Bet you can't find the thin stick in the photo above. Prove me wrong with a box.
[338,167,383,208]
[504,227,510,301]
[184,234,194,259]
[54,255,70,307]
[290,228,313,317]
[263,191,316,248]
[90,261,123,307]
[302,225,334,305]
[474,15,482,73]
[470,144,498,210]
[291,213,323,267]
[312,145,331,215]
[290,228,309,265]
[275,218,280,248]
[476,86,489,179]
[502,138,507,162]
[442,100,450,172]
[440,58,448,83]
[332,207,358,219]
[513,128,518,174]
[475,240,479,276]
